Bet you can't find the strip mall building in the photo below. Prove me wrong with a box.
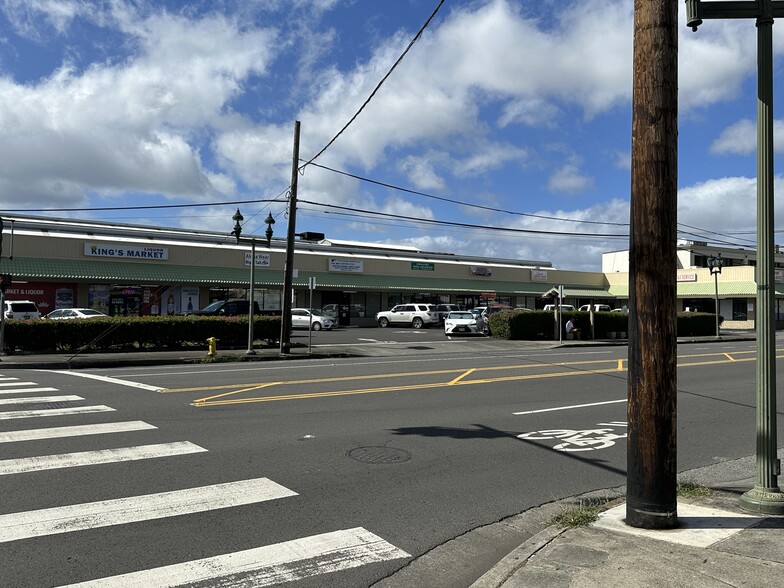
[0,215,778,329]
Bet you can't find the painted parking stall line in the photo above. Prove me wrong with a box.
[57,527,410,588]
[0,477,297,543]
[0,441,207,476]
[0,421,157,444]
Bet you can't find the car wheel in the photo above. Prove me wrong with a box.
[312,321,322,331]
[412,317,423,329]
[378,317,389,328]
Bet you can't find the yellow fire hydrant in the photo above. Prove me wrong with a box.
[206,337,219,357]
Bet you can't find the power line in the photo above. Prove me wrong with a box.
[0,197,287,213]
[301,0,446,169]
[298,199,628,239]
[304,160,629,227]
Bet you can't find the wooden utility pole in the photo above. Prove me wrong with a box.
[280,120,301,355]
[626,0,679,529]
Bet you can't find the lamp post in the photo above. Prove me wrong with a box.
[708,253,723,338]
[687,0,784,514]
[231,209,275,356]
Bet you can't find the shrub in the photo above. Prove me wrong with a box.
[2,315,282,354]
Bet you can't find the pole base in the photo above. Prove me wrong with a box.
[625,504,678,530]
[739,486,784,515]
[244,349,257,356]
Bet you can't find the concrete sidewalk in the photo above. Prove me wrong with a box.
[470,451,784,588]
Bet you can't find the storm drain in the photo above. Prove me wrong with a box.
[347,446,411,465]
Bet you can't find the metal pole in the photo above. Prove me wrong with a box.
[740,11,784,513]
[308,281,313,354]
[246,238,256,355]
[280,120,301,355]
[714,270,720,338]
[0,288,5,357]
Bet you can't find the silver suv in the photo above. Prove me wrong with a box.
[3,300,41,320]
[376,304,439,329]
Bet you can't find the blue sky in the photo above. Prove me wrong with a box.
[0,0,780,270]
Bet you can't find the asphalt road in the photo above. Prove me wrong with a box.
[0,336,779,587]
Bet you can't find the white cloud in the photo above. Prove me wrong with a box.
[398,156,446,191]
[547,157,594,194]
[711,119,784,154]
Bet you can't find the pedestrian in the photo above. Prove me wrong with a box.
[565,318,580,339]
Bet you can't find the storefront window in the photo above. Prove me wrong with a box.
[732,299,747,321]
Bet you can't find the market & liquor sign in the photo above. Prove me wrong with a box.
[84,243,169,260]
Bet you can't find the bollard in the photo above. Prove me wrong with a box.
[207,337,219,357]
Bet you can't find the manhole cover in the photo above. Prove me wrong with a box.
[347,446,411,465]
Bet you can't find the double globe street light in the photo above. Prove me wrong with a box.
[707,253,723,338]
[231,209,275,355]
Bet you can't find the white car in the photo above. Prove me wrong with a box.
[543,304,575,312]
[3,300,41,320]
[578,304,611,312]
[45,308,108,320]
[376,304,439,328]
[444,311,485,336]
[291,308,335,330]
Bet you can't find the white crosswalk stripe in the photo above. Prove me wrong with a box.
[0,421,157,443]
[0,386,60,395]
[0,395,83,405]
[57,527,411,588]
[0,405,115,420]
[0,381,38,387]
[0,441,208,475]
[0,477,297,543]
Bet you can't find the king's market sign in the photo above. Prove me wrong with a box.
[84,243,169,260]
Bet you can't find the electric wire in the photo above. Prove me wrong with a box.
[300,0,445,169]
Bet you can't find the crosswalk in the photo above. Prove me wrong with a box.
[0,373,409,586]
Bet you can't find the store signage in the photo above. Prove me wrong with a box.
[329,258,364,273]
[84,243,168,260]
[470,265,492,276]
[244,252,271,267]
[411,262,435,271]
[531,269,548,282]
[677,272,697,282]
[775,269,784,282]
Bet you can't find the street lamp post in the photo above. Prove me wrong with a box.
[231,209,275,356]
[708,253,723,338]
[687,0,784,514]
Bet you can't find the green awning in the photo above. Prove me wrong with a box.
[609,281,762,298]
[0,257,590,295]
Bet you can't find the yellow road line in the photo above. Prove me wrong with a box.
[180,349,774,408]
[449,369,475,385]
[194,366,627,407]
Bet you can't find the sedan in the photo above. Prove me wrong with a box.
[444,311,485,336]
[291,308,336,331]
[45,308,109,320]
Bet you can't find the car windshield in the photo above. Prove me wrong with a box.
[309,310,326,316]
[450,312,474,320]
[201,301,224,312]
[80,309,104,316]
[10,303,37,312]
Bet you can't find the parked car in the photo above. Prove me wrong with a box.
[184,299,260,316]
[376,304,439,328]
[444,311,485,336]
[44,308,108,320]
[483,304,514,317]
[578,304,612,312]
[291,308,335,331]
[543,304,576,311]
[3,300,41,320]
[435,303,462,321]
[470,306,487,319]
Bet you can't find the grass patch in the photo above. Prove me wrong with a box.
[549,498,611,529]
[677,482,714,498]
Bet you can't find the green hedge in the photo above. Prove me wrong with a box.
[2,315,282,354]
[488,311,723,340]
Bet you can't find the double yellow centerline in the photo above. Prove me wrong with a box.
[162,349,760,408]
